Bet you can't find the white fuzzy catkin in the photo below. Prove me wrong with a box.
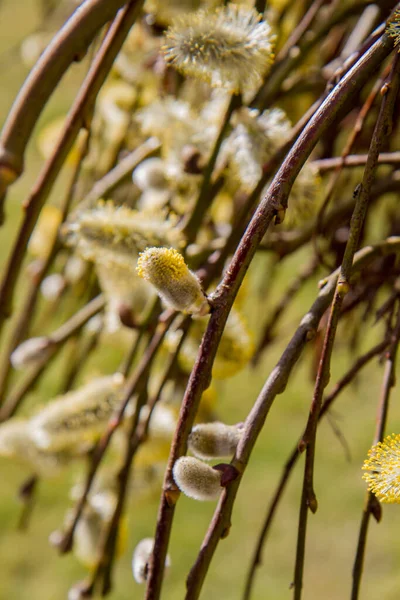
[172,456,222,501]
[188,422,242,460]
[132,537,171,584]
[11,336,55,370]
[30,374,125,451]
[0,419,80,476]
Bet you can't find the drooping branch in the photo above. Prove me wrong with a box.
[0,0,144,336]
[146,29,396,600]
[242,338,389,600]
[0,0,136,196]
[184,236,400,600]
[351,301,400,599]
[293,53,400,600]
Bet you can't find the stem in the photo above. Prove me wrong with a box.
[293,53,400,600]
[0,0,143,336]
[0,295,105,421]
[182,93,242,243]
[146,31,396,600]
[351,302,400,599]
[56,310,175,555]
[243,339,388,600]
[313,151,400,172]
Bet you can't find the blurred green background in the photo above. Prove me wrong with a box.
[1,2,400,599]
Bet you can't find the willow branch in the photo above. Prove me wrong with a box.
[56,309,175,555]
[182,93,242,243]
[293,53,400,600]
[242,338,389,600]
[0,294,105,421]
[0,130,90,406]
[146,31,396,600]
[0,0,135,195]
[313,151,400,172]
[77,136,160,210]
[351,301,400,599]
[184,236,400,600]
[0,0,143,336]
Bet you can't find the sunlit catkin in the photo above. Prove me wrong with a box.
[64,201,183,259]
[163,6,275,92]
[30,374,125,452]
[362,433,400,503]
[172,456,222,501]
[132,537,171,584]
[188,422,242,460]
[137,247,209,315]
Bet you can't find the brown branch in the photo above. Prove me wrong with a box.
[0,0,143,337]
[252,256,319,365]
[351,301,400,599]
[293,53,400,600]
[96,317,191,597]
[313,151,400,172]
[77,136,160,211]
[0,294,105,421]
[184,236,400,600]
[146,30,396,600]
[182,93,242,243]
[0,130,91,407]
[0,0,135,198]
[242,338,389,600]
[56,309,175,555]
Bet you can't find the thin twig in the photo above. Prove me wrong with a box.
[56,309,175,555]
[313,151,400,172]
[0,295,105,421]
[351,301,400,599]
[182,93,242,243]
[293,54,400,600]
[242,338,389,600]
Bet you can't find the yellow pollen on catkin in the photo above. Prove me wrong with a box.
[137,247,187,282]
[362,433,400,503]
[136,247,209,315]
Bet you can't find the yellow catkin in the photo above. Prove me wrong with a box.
[137,247,209,315]
[362,433,400,503]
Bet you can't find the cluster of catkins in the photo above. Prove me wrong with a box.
[2,0,323,584]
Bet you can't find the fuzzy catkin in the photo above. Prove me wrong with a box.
[137,247,209,315]
[30,374,125,452]
[188,422,242,460]
[172,456,222,501]
[132,537,171,584]
[163,6,275,92]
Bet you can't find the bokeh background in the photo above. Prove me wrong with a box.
[1,2,400,599]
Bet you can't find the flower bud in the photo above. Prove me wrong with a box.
[188,422,242,460]
[11,336,55,370]
[0,419,79,476]
[137,247,209,315]
[132,537,171,584]
[172,456,222,501]
[133,158,168,191]
[40,273,66,301]
[30,374,125,451]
